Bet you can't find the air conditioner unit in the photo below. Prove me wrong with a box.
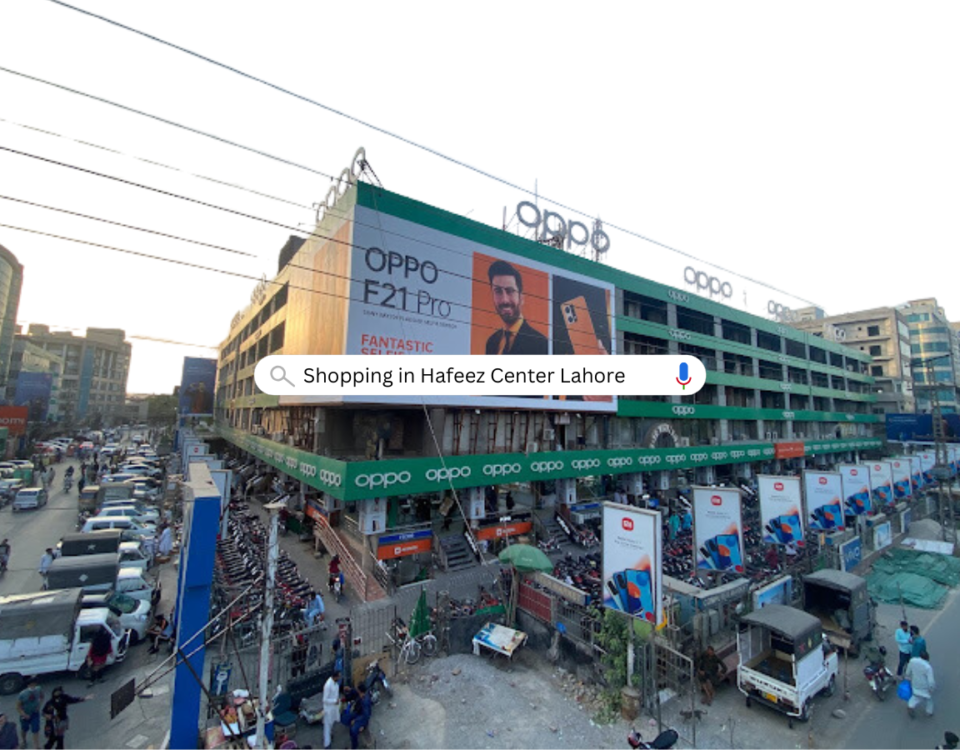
[542,428,556,442]
[710,437,720,446]
[525,441,539,454]
[677,437,691,447]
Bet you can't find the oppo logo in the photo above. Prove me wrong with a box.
[298,462,317,478]
[669,329,692,341]
[571,459,601,470]
[355,471,411,488]
[711,452,727,461]
[516,201,610,253]
[774,481,784,491]
[666,455,685,465]
[319,470,342,487]
[607,457,633,469]
[710,495,723,506]
[483,463,521,477]
[730,450,745,459]
[780,383,793,391]
[622,518,634,531]
[667,290,689,303]
[637,456,661,467]
[531,461,564,472]
[427,467,472,481]
[286,457,297,470]
[747,449,761,457]
[683,267,733,298]
[782,411,795,419]
[768,301,798,322]
[690,452,708,462]
[819,476,828,485]
[672,406,696,416]
[777,355,788,363]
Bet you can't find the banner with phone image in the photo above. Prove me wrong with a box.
[918,452,936,485]
[890,458,913,500]
[550,274,614,404]
[869,461,895,509]
[839,465,872,516]
[692,487,744,573]
[803,471,845,532]
[758,475,804,545]
[601,503,663,626]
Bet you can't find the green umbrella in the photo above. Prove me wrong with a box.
[498,543,554,573]
[409,588,432,639]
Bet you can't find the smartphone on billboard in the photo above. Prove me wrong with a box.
[715,533,744,572]
[766,514,802,544]
[812,502,843,530]
[606,579,624,610]
[627,569,655,622]
[699,541,717,569]
[561,296,602,356]
[614,571,632,612]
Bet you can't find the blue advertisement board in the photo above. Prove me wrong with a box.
[13,371,53,422]
[840,537,862,572]
[886,413,960,442]
[179,358,217,417]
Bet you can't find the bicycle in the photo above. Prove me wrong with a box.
[387,618,438,665]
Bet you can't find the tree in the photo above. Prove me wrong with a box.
[145,394,178,426]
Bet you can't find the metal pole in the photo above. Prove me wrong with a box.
[255,502,281,749]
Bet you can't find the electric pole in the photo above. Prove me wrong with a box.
[255,500,284,749]
[913,355,956,544]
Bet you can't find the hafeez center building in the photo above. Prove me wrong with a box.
[214,179,880,596]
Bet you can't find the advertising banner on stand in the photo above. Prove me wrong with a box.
[869,461,895,509]
[918,452,936,485]
[693,487,744,573]
[13,372,53,422]
[950,445,960,475]
[839,465,872,517]
[601,503,663,625]
[758,476,804,545]
[803,471,845,531]
[0,406,29,436]
[907,456,923,494]
[890,458,913,500]
[178,358,217,417]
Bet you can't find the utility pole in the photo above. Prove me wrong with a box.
[913,355,956,544]
[255,500,284,749]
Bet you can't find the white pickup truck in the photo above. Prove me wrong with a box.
[737,604,838,726]
[0,588,129,694]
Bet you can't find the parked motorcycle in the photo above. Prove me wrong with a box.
[365,658,392,705]
[863,645,893,701]
[627,727,679,749]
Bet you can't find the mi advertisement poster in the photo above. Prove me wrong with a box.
[890,458,913,500]
[758,475,804,545]
[179,357,217,417]
[346,204,616,411]
[693,487,744,572]
[869,461,895,509]
[839,465,871,516]
[601,503,663,625]
[906,456,923,493]
[803,471,845,532]
[918,452,936,485]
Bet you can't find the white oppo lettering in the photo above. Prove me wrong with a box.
[667,290,689,303]
[666,455,685,465]
[355,471,412,488]
[711,452,727,461]
[426,467,472,481]
[319,470,342,487]
[606,457,633,469]
[782,411,795,419]
[531,461,564,472]
[516,201,610,254]
[298,462,317,478]
[690,452,708,462]
[730,450,745,459]
[637,456,661,467]
[482,464,521,477]
[571,459,601,470]
[683,267,733,298]
[672,406,695,416]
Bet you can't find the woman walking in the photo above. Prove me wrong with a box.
[41,687,90,749]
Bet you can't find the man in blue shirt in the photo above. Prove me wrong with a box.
[894,620,912,676]
[910,625,927,659]
[341,684,372,750]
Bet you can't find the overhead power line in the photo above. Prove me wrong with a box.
[41,0,822,309]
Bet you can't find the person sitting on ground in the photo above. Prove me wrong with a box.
[305,590,325,628]
[696,645,727,706]
[146,614,174,654]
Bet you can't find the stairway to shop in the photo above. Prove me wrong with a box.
[541,514,575,552]
[439,535,478,572]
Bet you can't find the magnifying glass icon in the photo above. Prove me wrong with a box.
[270,365,295,387]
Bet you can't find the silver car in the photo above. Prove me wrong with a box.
[12,487,48,511]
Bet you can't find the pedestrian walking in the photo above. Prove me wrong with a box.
[0,714,19,750]
[38,548,55,586]
[321,669,341,749]
[85,628,113,685]
[895,620,912,676]
[41,687,90,750]
[904,650,935,718]
[157,525,173,557]
[910,625,927,658]
[16,679,44,750]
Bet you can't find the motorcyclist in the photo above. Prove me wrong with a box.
[328,555,342,592]
[0,539,9,573]
[65,465,75,477]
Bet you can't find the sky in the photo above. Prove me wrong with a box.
[1,1,958,394]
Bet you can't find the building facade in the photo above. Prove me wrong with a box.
[792,306,915,416]
[900,298,960,415]
[6,336,64,422]
[0,244,24,398]
[23,325,131,426]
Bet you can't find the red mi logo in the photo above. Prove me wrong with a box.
[819,477,828,485]
[711,495,722,506]
[622,518,634,531]
[774,482,784,491]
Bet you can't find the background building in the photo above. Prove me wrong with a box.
[0,244,24,398]
[23,325,131,426]
[900,298,960,415]
[792,306,915,416]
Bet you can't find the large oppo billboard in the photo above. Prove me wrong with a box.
[868,461,895,509]
[889,458,913,501]
[803,471,845,531]
[601,503,663,625]
[839,465,871,516]
[758,475,804,545]
[693,487,744,573]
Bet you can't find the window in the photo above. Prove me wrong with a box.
[871,365,884,376]
[869,345,882,356]
[867,325,880,337]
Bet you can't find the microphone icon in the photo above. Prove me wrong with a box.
[676,362,692,390]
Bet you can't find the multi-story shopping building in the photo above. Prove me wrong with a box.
[791,306,915,416]
[22,325,131,426]
[899,298,960,415]
[214,180,881,598]
[6,336,64,422]
[0,244,24,397]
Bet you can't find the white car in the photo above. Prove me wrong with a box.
[12,487,48,511]
[118,541,153,572]
[81,591,152,645]
[82,516,155,540]
[96,505,159,526]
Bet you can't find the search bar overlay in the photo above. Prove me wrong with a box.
[254,355,705,397]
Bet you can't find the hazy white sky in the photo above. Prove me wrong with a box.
[1,1,958,394]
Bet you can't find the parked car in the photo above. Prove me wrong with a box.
[12,487,48,511]
[118,541,153,572]
[81,590,152,645]
[96,505,159,526]
[82,516,155,540]
[101,473,141,485]
[127,478,162,502]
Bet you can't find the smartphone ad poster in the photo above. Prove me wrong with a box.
[869,461,894,508]
[890,458,913,500]
[839,465,872,516]
[803,471,845,532]
[692,487,744,573]
[758,475,804,546]
[601,503,663,626]
[918,452,936,485]
[906,456,923,493]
